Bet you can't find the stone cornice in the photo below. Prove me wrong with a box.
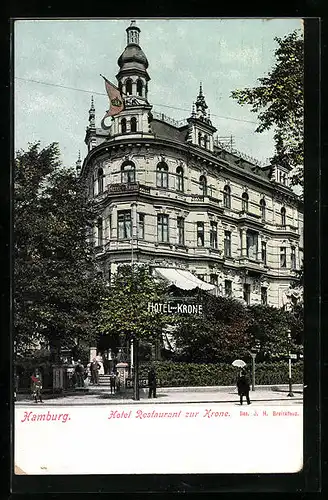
[80,135,302,209]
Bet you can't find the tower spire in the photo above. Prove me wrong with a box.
[195,83,208,119]
[76,150,81,175]
[89,95,95,128]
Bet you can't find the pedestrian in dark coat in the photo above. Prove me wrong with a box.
[148,366,157,398]
[237,369,251,405]
[90,358,100,385]
[31,368,43,403]
[110,371,116,394]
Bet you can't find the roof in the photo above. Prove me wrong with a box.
[150,119,189,143]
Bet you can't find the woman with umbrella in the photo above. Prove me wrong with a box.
[232,360,251,405]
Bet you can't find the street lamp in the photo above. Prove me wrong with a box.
[250,341,260,391]
[287,329,294,397]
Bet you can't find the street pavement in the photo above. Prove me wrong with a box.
[15,384,303,406]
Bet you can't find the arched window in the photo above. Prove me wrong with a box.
[242,192,249,212]
[260,198,266,220]
[281,207,286,226]
[121,161,136,184]
[121,118,127,134]
[176,166,184,192]
[126,78,133,95]
[97,167,104,194]
[136,79,143,97]
[198,132,202,146]
[156,162,169,188]
[203,134,208,149]
[119,81,123,96]
[130,116,137,132]
[223,185,231,209]
[199,175,207,196]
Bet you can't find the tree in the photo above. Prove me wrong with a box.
[231,30,304,190]
[14,142,107,359]
[98,264,169,351]
[246,305,302,361]
[172,292,252,363]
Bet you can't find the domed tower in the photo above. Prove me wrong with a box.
[110,20,153,137]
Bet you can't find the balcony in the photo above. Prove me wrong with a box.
[238,211,263,226]
[274,224,299,235]
[107,182,151,195]
[236,256,267,275]
[189,194,223,209]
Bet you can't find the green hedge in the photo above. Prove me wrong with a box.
[139,361,303,387]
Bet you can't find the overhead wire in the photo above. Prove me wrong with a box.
[14,76,258,125]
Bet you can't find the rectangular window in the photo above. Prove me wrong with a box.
[117,210,132,239]
[261,241,267,265]
[177,217,185,245]
[210,274,218,286]
[225,279,232,296]
[97,217,103,246]
[137,213,145,239]
[197,222,204,247]
[108,214,112,240]
[197,274,205,281]
[210,221,218,249]
[157,214,169,243]
[261,287,267,305]
[291,246,296,269]
[247,231,258,260]
[224,231,231,257]
[243,283,251,305]
[280,247,287,268]
[108,269,111,284]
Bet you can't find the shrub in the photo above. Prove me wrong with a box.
[139,360,303,387]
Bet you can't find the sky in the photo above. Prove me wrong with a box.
[14,18,303,169]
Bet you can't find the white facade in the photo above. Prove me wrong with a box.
[80,21,303,309]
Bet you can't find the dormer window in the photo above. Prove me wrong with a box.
[242,192,249,212]
[126,78,133,95]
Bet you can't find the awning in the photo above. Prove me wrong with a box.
[154,267,215,291]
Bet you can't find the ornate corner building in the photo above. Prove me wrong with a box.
[78,21,303,309]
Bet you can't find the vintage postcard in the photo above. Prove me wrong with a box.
[13,17,309,483]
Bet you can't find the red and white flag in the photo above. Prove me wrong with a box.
[101,74,124,118]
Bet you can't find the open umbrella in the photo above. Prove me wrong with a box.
[232,359,246,368]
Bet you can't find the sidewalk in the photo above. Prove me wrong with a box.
[15,384,303,406]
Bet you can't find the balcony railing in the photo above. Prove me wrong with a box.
[107,182,151,194]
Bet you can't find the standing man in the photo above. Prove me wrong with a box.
[90,358,100,385]
[236,369,251,405]
[148,365,157,399]
[31,368,43,403]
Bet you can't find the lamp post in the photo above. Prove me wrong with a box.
[250,341,260,391]
[250,351,256,391]
[287,329,294,397]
